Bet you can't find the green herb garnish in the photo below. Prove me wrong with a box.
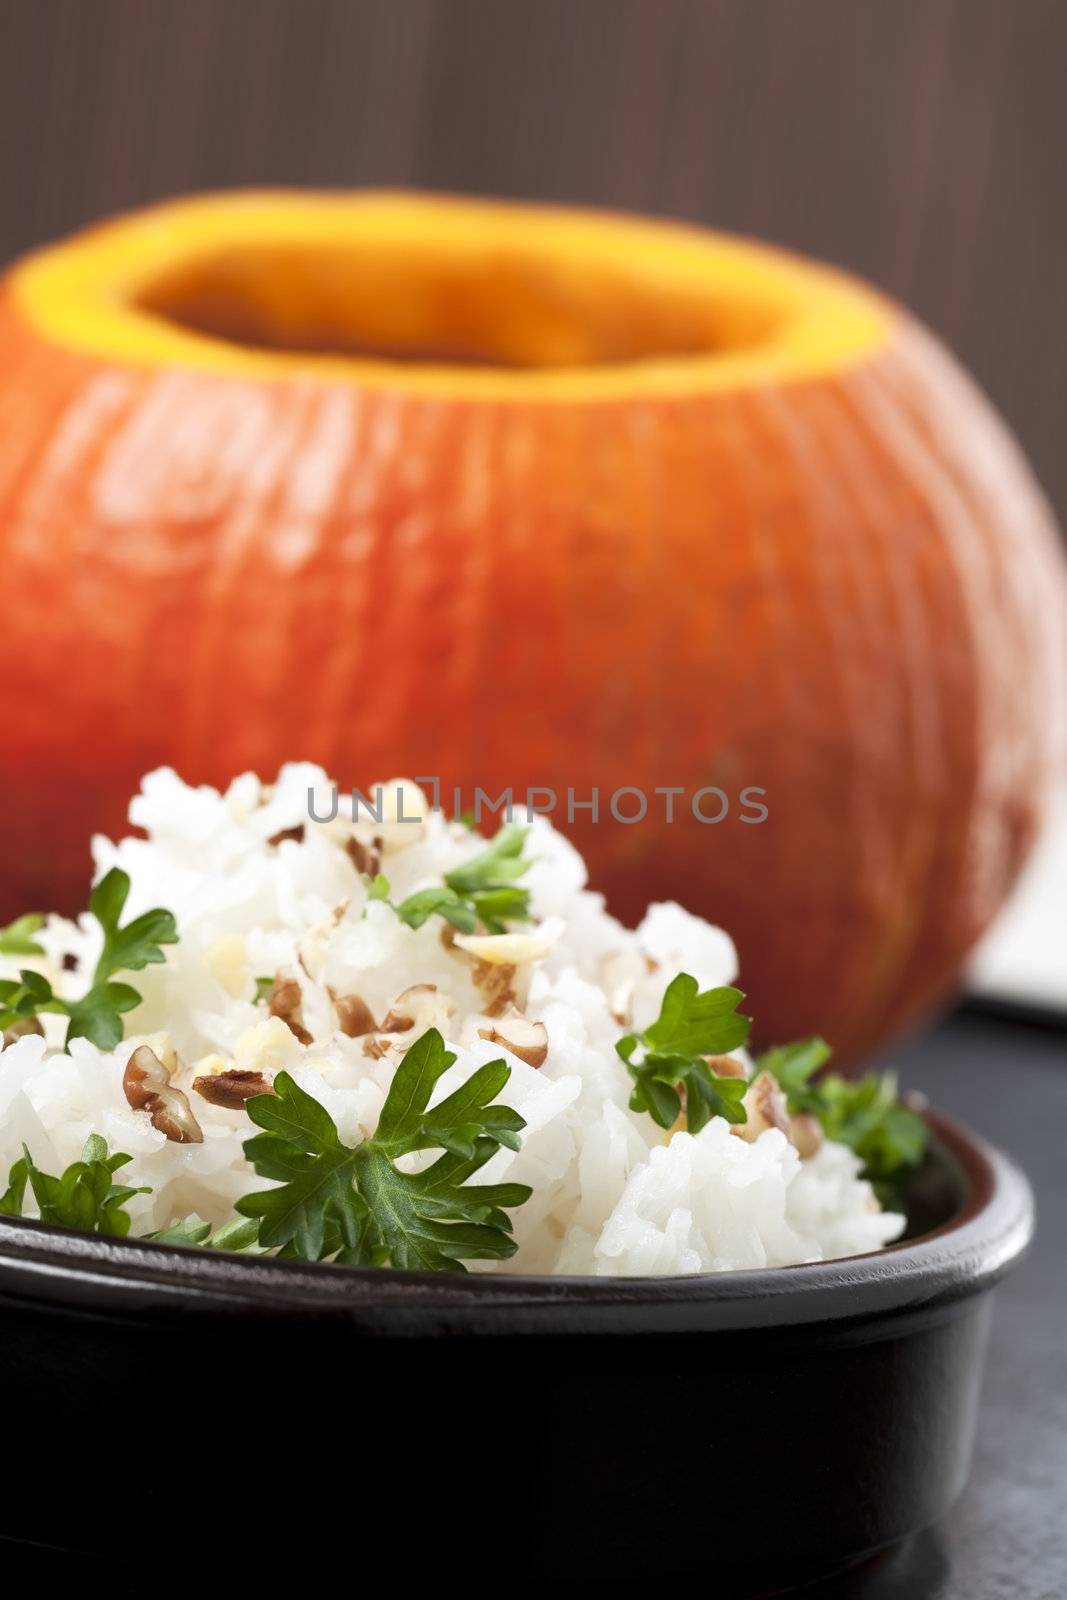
[758,1038,928,1200]
[619,981,928,1202]
[392,885,480,933]
[0,914,46,958]
[616,973,752,1134]
[0,971,56,1041]
[369,822,534,935]
[0,1134,149,1235]
[441,821,532,931]
[1,1033,531,1275]
[755,1036,832,1099]
[150,1215,265,1253]
[0,1143,263,1251]
[0,868,177,1051]
[236,1028,531,1271]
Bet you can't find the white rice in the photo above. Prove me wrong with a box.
[0,765,904,1274]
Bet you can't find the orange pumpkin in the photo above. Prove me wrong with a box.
[0,192,1064,1061]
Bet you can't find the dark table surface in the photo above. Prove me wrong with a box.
[806,1006,1067,1600]
[1,1007,1062,1596]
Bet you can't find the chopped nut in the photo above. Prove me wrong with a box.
[375,780,429,846]
[600,949,646,1026]
[345,781,427,863]
[608,991,634,1028]
[731,1070,789,1144]
[453,920,563,967]
[268,824,305,847]
[379,983,447,1033]
[334,993,378,1037]
[788,1113,824,1160]
[193,1069,275,1109]
[346,836,381,877]
[124,1046,203,1144]
[3,1015,44,1047]
[268,976,313,1046]
[444,921,521,1012]
[471,960,518,1018]
[380,1006,414,1033]
[478,1013,548,1068]
[360,984,455,1057]
[138,1031,179,1074]
[299,904,348,981]
[705,1053,747,1080]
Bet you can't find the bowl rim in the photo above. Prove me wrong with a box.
[0,1107,1033,1335]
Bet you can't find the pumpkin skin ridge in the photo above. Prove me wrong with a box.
[813,349,982,1050]
[744,380,916,1043]
[0,193,1064,1066]
[842,328,1067,1047]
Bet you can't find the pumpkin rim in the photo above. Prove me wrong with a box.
[7,189,895,402]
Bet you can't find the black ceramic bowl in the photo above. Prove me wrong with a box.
[0,1109,1031,1592]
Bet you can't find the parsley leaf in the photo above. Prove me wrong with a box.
[443,822,533,932]
[62,980,144,1052]
[0,1154,28,1216]
[0,1139,264,1251]
[236,1028,531,1272]
[372,822,535,936]
[150,1215,265,1253]
[0,869,177,1052]
[755,1037,832,1101]
[758,1038,928,1200]
[616,973,752,1134]
[618,979,927,1202]
[87,869,177,986]
[0,969,66,1039]
[0,1137,266,1252]
[68,867,178,1047]
[0,913,46,958]
[0,1134,150,1236]
[237,1075,370,1260]
[393,885,480,933]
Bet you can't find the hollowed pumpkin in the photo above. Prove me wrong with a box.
[0,191,1064,1061]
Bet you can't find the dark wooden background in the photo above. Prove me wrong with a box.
[0,0,1063,529]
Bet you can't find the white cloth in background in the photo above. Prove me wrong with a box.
[969,791,1067,1011]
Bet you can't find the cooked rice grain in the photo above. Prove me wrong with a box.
[0,766,904,1274]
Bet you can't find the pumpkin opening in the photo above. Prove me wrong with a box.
[10,192,894,396]
[131,242,783,371]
